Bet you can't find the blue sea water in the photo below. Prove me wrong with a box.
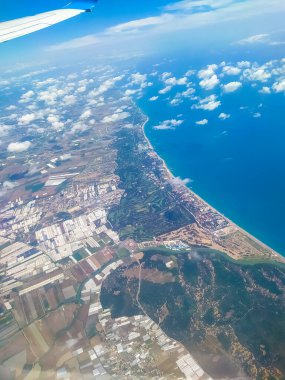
[136,55,285,256]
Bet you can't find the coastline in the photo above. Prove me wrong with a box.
[140,112,284,263]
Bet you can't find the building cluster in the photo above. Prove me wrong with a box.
[0,200,42,239]
[172,184,229,232]
[35,209,119,261]
[0,236,56,298]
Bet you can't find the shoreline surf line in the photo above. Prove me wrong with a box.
[138,110,284,262]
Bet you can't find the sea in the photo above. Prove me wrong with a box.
[134,50,285,256]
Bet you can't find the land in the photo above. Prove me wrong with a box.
[0,66,284,379]
[101,249,285,379]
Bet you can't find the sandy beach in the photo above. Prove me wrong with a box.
[139,111,284,262]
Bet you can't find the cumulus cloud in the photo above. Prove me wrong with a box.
[80,109,92,119]
[253,112,261,118]
[168,86,196,106]
[222,81,242,93]
[170,97,183,106]
[6,105,17,111]
[192,95,221,111]
[149,96,159,101]
[164,76,188,86]
[259,86,271,94]
[170,176,193,187]
[130,72,147,86]
[7,141,31,153]
[102,111,130,123]
[237,61,251,68]
[159,86,172,94]
[219,112,231,120]
[124,89,140,97]
[47,115,64,130]
[161,72,172,80]
[222,66,241,75]
[18,113,37,125]
[198,64,218,79]
[153,119,183,130]
[242,67,271,82]
[0,124,11,137]
[196,119,208,125]
[182,87,195,97]
[89,76,124,98]
[199,74,219,90]
[272,79,285,93]
[19,90,35,103]
[63,95,77,105]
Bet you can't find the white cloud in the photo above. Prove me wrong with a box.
[46,0,285,53]
[6,105,17,111]
[198,64,218,79]
[182,87,195,97]
[185,69,195,77]
[237,61,251,68]
[7,141,31,153]
[170,97,183,106]
[219,112,231,120]
[18,113,36,125]
[199,74,219,90]
[259,86,271,94]
[253,112,261,118]
[236,33,270,45]
[272,79,285,93]
[0,124,11,136]
[47,115,64,130]
[222,66,241,75]
[34,78,58,87]
[89,76,124,98]
[102,111,130,123]
[222,81,242,93]
[153,119,183,130]
[164,0,234,11]
[159,86,172,94]
[196,119,208,125]
[130,72,147,86]
[170,176,193,186]
[107,15,172,34]
[124,89,140,97]
[80,109,92,119]
[161,72,172,80]
[46,35,100,51]
[19,90,35,103]
[164,76,188,86]
[192,95,221,111]
[63,95,77,105]
[243,67,271,82]
[149,96,159,101]
[236,33,284,46]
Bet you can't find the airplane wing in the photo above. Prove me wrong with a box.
[0,1,97,43]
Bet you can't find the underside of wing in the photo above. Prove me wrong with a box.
[0,1,97,43]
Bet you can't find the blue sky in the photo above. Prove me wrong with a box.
[0,0,285,70]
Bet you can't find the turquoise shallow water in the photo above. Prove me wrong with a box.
[136,60,285,256]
